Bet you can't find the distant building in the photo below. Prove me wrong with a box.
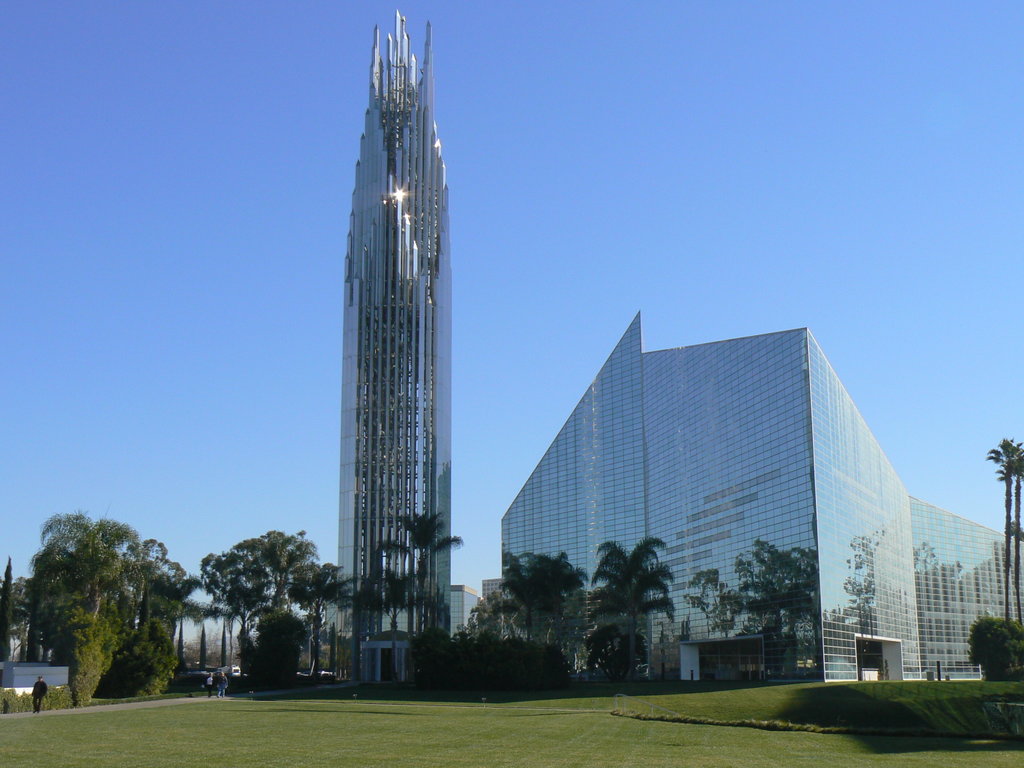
[450,585,479,632]
[502,314,1003,681]
[481,578,503,600]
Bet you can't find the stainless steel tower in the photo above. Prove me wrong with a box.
[339,13,451,679]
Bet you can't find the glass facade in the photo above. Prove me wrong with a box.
[339,14,451,677]
[502,315,1002,681]
[503,314,647,581]
[912,497,1005,678]
[808,335,921,680]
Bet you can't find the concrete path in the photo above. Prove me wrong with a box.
[1,682,358,720]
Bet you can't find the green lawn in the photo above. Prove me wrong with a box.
[3,685,1023,767]
[281,679,1024,733]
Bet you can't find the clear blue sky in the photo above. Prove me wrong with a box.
[3,2,1023,591]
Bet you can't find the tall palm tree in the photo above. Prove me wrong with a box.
[988,439,1022,622]
[1013,450,1024,623]
[388,512,462,632]
[358,569,412,682]
[534,552,586,646]
[289,562,353,675]
[501,552,547,641]
[591,537,674,681]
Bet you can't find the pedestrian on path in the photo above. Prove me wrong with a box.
[216,672,228,698]
[205,673,214,698]
[31,676,48,713]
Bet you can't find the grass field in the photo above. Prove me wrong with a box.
[4,682,1024,767]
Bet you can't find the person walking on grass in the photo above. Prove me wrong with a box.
[31,676,48,713]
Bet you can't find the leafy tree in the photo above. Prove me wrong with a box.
[198,625,207,670]
[201,547,270,672]
[289,562,352,674]
[988,439,1022,622]
[468,591,523,639]
[969,615,1024,681]
[591,537,674,680]
[0,557,12,661]
[685,568,740,636]
[249,610,305,688]
[585,624,645,682]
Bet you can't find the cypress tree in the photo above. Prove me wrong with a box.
[0,557,12,662]
[199,625,207,670]
[220,620,227,667]
[328,623,337,675]
[176,618,185,670]
[138,585,151,627]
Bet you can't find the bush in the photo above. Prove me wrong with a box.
[1,686,73,714]
[411,629,569,690]
[970,616,1024,681]
[249,610,305,688]
[585,624,646,682]
[68,609,120,706]
[96,619,177,698]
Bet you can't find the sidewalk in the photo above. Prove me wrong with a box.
[1,682,358,720]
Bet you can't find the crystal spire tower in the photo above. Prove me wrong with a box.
[339,13,451,677]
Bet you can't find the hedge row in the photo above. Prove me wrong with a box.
[412,629,569,690]
[1,687,74,714]
[611,709,1024,742]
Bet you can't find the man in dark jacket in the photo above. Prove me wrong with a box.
[31,676,48,713]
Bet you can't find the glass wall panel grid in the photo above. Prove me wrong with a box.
[645,329,820,680]
[911,497,1004,679]
[502,314,647,582]
[339,15,452,676]
[808,334,921,681]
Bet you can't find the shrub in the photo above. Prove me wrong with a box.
[96,619,177,698]
[68,609,120,706]
[585,624,645,682]
[249,610,305,688]
[969,616,1024,681]
[1,686,73,714]
[411,630,569,690]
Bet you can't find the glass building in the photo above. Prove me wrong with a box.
[339,13,452,680]
[502,315,1004,681]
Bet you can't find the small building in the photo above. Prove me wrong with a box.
[450,585,479,632]
[481,578,503,600]
[2,662,69,694]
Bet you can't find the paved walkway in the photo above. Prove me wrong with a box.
[1,682,358,720]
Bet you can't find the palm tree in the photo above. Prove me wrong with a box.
[501,552,547,641]
[289,562,353,675]
[533,553,586,646]
[1013,450,1024,623]
[387,513,462,632]
[988,439,1022,622]
[31,512,140,616]
[358,569,412,682]
[591,537,674,681]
